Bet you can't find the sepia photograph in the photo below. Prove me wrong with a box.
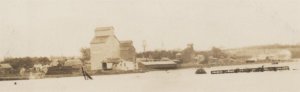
[0,0,300,92]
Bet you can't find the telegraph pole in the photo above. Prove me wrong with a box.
[143,40,147,61]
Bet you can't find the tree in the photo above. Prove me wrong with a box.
[37,57,51,65]
[211,47,227,58]
[80,47,91,62]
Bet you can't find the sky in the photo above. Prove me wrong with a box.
[0,0,300,57]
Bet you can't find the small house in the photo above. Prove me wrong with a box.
[0,64,13,74]
[115,60,136,71]
[64,59,83,69]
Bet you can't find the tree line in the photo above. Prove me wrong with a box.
[1,57,51,71]
[136,46,229,63]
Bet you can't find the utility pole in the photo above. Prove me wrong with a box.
[143,40,147,61]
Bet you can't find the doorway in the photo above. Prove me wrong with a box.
[102,63,107,70]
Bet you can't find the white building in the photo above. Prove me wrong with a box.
[115,60,136,71]
[247,49,292,61]
[90,27,121,70]
[64,58,83,68]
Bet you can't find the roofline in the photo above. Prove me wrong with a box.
[90,35,120,44]
[95,26,114,31]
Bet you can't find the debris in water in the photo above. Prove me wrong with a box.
[195,68,207,74]
[211,66,290,74]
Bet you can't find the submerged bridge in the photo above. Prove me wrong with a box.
[210,66,290,74]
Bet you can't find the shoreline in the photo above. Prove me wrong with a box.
[0,60,298,81]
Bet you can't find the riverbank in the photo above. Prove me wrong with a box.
[0,69,147,81]
[1,61,299,92]
[44,69,147,79]
[1,59,298,81]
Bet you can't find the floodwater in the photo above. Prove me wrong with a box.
[1,62,300,92]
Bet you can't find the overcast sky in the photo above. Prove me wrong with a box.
[0,0,300,57]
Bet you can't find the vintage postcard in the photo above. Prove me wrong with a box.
[0,0,299,92]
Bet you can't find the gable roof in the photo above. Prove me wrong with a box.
[0,64,12,68]
[95,26,114,31]
[120,40,133,44]
[90,36,110,44]
[120,40,135,50]
[90,35,121,44]
[64,59,82,66]
[120,40,133,46]
[140,61,176,65]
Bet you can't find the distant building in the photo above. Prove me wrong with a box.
[64,58,83,68]
[0,64,13,74]
[50,60,59,67]
[0,64,11,68]
[32,64,48,76]
[181,44,195,63]
[227,48,292,62]
[120,40,136,61]
[115,61,136,71]
[138,61,177,69]
[248,49,292,61]
[90,26,136,70]
[47,58,82,75]
[49,56,67,66]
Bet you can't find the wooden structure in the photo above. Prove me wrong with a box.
[90,27,120,70]
[120,40,136,61]
[0,64,13,74]
[211,66,290,74]
[139,61,177,69]
[90,27,136,70]
[81,67,93,80]
[195,68,207,74]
